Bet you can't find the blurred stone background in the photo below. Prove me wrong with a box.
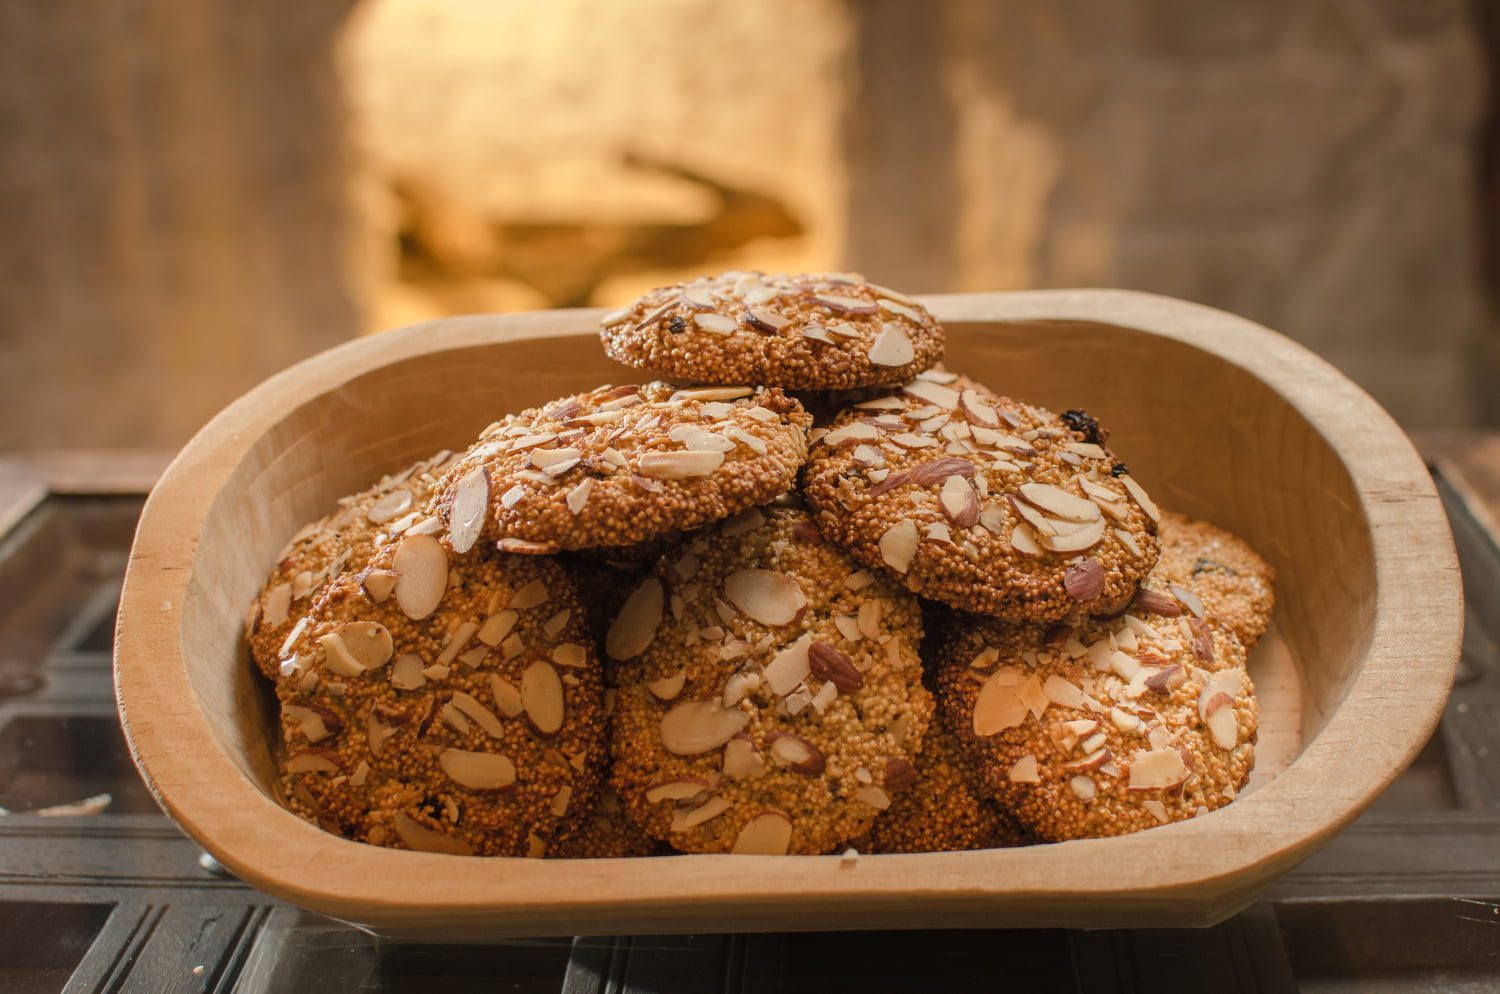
[1,0,1493,449]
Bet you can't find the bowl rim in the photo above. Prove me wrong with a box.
[113,289,1461,932]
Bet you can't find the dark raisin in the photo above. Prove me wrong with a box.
[1061,409,1105,444]
[1193,556,1239,577]
[668,316,686,334]
[1110,462,1129,478]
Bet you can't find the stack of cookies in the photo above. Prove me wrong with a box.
[246,270,1274,859]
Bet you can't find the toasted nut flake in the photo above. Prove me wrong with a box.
[671,796,732,831]
[319,632,368,678]
[1070,776,1097,801]
[1009,754,1041,783]
[439,748,517,791]
[520,661,565,735]
[1037,516,1105,553]
[1128,748,1189,791]
[974,668,1029,735]
[908,456,976,486]
[868,324,915,366]
[551,643,588,668]
[391,653,426,690]
[607,579,664,661]
[1010,523,1043,556]
[565,477,594,515]
[488,675,524,717]
[660,700,749,755]
[764,732,825,775]
[939,475,981,528]
[1133,587,1182,617]
[284,704,341,743]
[1169,583,1207,618]
[724,569,806,626]
[1120,475,1160,523]
[763,634,812,695]
[1018,483,1100,523]
[360,569,399,604]
[447,467,489,553]
[645,777,719,804]
[723,736,766,779]
[637,449,726,479]
[393,534,448,620]
[747,307,791,332]
[1186,617,1215,664]
[450,691,504,737]
[262,583,292,627]
[731,810,794,854]
[393,812,473,856]
[879,519,919,573]
[824,421,881,446]
[693,312,739,335]
[1063,747,1112,772]
[1042,675,1087,709]
[854,785,892,810]
[510,579,548,610]
[814,292,878,315]
[720,507,766,537]
[647,671,687,701]
[1201,691,1238,749]
[367,488,414,525]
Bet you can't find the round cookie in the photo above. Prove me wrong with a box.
[934,611,1257,841]
[854,722,1028,854]
[549,784,663,859]
[1150,511,1275,649]
[599,272,944,390]
[609,505,933,854]
[802,371,1160,622]
[276,535,607,857]
[432,383,811,555]
[246,450,459,679]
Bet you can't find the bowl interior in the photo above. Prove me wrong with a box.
[184,318,1370,809]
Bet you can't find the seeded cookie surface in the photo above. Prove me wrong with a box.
[1152,512,1276,649]
[609,505,933,854]
[433,383,810,555]
[276,536,606,857]
[855,722,1028,854]
[802,371,1160,621]
[549,784,663,859]
[246,451,459,679]
[934,611,1257,841]
[599,272,944,390]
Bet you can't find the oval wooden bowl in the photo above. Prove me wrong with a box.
[114,290,1460,937]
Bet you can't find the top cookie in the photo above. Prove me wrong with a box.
[598,272,944,390]
[1152,512,1276,649]
[247,450,460,680]
[432,382,811,554]
[802,371,1160,621]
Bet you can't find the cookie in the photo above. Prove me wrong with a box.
[246,450,459,679]
[608,505,933,854]
[802,371,1160,621]
[599,272,944,390]
[276,534,607,857]
[1148,511,1276,649]
[432,383,811,555]
[854,722,1028,854]
[549,784,663,859]
[934,611,1257,841]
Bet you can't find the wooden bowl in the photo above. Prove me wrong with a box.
[114,290,1460,937]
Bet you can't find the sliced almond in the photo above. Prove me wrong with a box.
[660,700,749,755]
[722,670,761,707]
[647,671,687,701]
[637,449,725,479]
[693,312,739,335]
[477,609,518,647]
[367,489,413,524]
[939,475,980,528]
[450,691,504,737]
[958,389,1000,427]
[724,569,806,627]
[606,578,664,660]
[868,324,915,366]
[902,378,960,409]
[319,632,368,678]
[1063,558,1105,601]
[1070,776,1097,801]
[520,661,565,735]
[284,704,341,743]
[566,477,594,515]
[393,812,473,855]
[670,795,732,831]
[1169,583,1207,619]
[1017,483,1100,523]
[854,785,892,810]
[393,533,448,621]
[763,633,812,695]
[391,653,426,690]
[645,777,720,804]
[1063,747,1112,772]
[723,736,766,779]
[488,675,524,717]
[360,569,399,604]
[447,466,489,553]
[1120,476,1160,523]
[1010,523,1043,556]
[879,519,919,574]
[1128,748,1189,791]
[1133,587,1182,617]
[1200,691,1239,749]
[974,668,1029,735]
[1037,516,1105,553]
[1042,675,1087,709]
[766,732,825,775]
[439,748,517,791]
[1009,754,1041,783]
[262,583,292,627]
[668,424,737,452]
[731,810,793,855]
[720,506,766,537]
[815,292,878,315]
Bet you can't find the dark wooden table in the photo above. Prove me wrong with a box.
[0,446,1494,994]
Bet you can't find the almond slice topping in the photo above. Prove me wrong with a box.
[868,324,915,366]
[606,578,664,660]
[439,749,517,791]
[447,466,489,553]
[660,700,749,755]
[732,811,794,855]
[637,450,726,479]
[520,661,565,735]
[724,569,806,626]
[879,519,919,573]
[392,533,448,621]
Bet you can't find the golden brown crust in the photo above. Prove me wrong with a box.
[275,541,606,858]
[246,451,459,679]
[1152,511,1276,648]
[854,722,1028,853]
[802,372,1159,621]
[609,506,933,854]
[599,272,944,390]
[933,611,1257,841]
[433,383,811,553]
